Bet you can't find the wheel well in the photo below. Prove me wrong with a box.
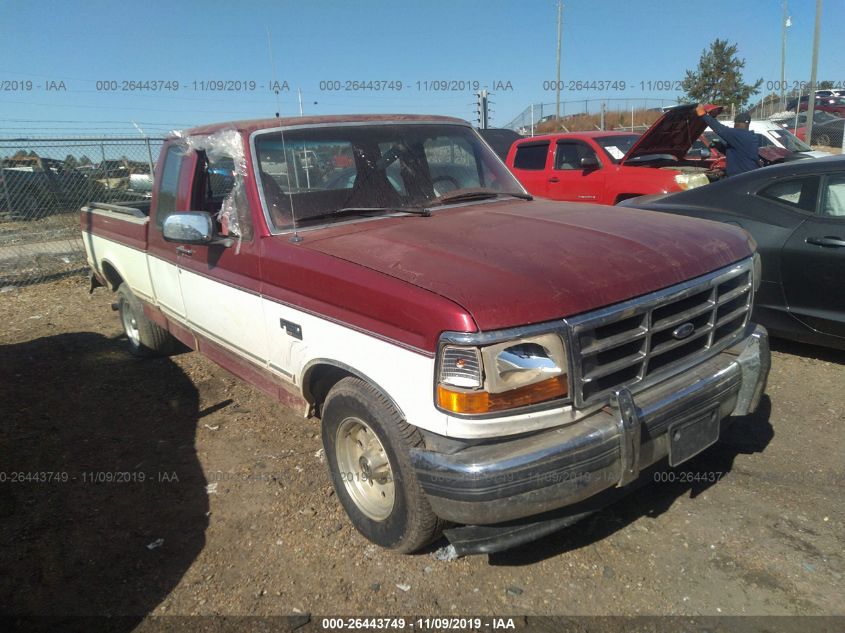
[303,362,405,420]
[303,364,354,417]
[614,193,644,204]
[100,261,123,291]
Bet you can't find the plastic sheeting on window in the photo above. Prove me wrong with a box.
[172,128,250,253]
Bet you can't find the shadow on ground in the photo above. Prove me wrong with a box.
[770,337,845,364]
[0,332,209,625]
[488,396,773,566]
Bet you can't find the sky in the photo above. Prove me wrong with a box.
[0,0,842,136]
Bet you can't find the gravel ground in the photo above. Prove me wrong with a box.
[1,275,843,623]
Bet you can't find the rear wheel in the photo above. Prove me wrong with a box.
[322,377,444,553]
[816,133,831,146]
[116,283,177,357]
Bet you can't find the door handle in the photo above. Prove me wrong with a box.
[548,177,559,183]
[176,246,194,257]
[806,236,845,248]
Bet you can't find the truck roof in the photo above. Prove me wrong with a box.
[182,114,469,137]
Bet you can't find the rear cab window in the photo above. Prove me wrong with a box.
[512,142,549,170]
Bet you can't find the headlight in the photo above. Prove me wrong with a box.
[436,333,569,415]
[752,252,762,292]
[674,173,709,190]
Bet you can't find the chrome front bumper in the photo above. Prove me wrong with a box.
[411,324,770,525]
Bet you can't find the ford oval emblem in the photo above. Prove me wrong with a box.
[673,322,696,340]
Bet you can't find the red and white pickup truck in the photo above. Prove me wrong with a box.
[82,114,770,554]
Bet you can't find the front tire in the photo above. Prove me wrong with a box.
[321,377,444,553]
[116,283,177,357]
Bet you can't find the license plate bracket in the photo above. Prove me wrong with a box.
[667,409,720,467]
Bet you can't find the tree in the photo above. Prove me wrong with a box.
[681,39,763,110]
[64,154,78,169]
[818,80,834,90]
[78,155,92,166]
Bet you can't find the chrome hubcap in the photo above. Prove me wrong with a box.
[335,417,395,521]
[121,302,140,346]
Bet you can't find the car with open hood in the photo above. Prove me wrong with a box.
[505,104,724,205]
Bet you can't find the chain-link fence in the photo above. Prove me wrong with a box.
[503,98,679,134]
[0,137,164,286]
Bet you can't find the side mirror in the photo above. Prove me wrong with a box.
[163,211,221,245]
[580,155,600,170]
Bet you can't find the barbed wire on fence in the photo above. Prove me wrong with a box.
[0,137,165,287]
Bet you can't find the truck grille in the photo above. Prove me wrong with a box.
[567,259,753,407]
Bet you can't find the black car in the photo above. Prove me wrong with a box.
[476,128,523,162]
[620,155,845,350]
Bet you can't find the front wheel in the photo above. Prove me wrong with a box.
[321,377,444,553]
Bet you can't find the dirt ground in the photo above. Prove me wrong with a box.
[1,275,843,623]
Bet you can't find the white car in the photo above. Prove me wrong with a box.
[708,119,831,159]
[815,89,845,98]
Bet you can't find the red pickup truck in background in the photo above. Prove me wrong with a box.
[81,114,769,555]
[506,104,723,205]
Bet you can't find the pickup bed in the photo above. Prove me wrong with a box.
[82,114,770,554]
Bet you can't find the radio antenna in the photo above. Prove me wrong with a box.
[266,27,282,118]
[266,27,301,242]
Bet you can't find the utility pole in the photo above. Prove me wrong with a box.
[555,0,563,129]
[476,90,489,129]
[805,0,822,145]
[780,1,789,110]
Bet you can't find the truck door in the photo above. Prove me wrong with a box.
[147,143,191,318]
[546,140,607,203]
[174,148,268,364]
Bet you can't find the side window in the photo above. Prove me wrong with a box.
[758,176,820,212]
[155,145,185,228]
[555,141,597,170]
[199,153,253,240]
[821,175,845,218]
[513,142,549,170]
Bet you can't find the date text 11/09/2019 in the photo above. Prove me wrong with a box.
[0,471,179,484]
[320,617,517,630]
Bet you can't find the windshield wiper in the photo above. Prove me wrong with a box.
[433,189,533,205]
[303,206,431,223]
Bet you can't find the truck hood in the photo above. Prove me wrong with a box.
[622,104,723,165]
[300,199,751,332]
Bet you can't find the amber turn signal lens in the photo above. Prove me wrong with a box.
[437,375,568,414]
